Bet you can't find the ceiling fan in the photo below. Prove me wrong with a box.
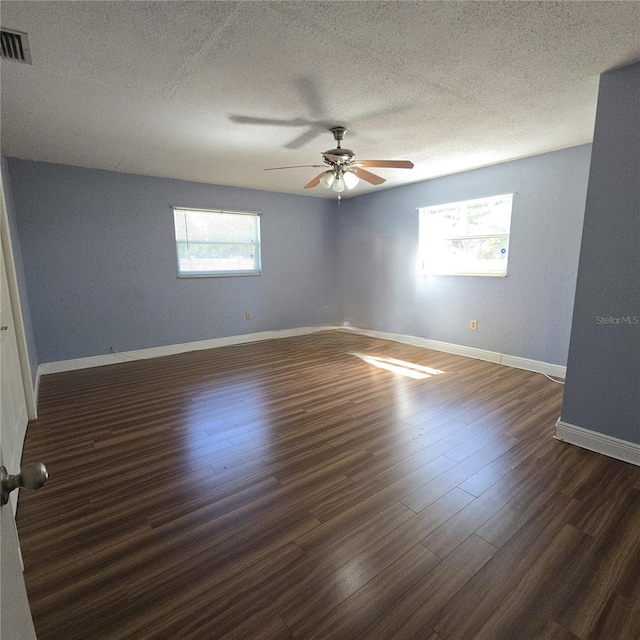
[265,126,414,194]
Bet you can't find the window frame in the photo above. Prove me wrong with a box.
[417,193,514,277]
[172,206,262,278]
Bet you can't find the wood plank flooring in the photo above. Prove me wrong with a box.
[17,331,640,639]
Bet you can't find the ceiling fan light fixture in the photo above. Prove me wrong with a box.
[332,173,345,193]
[320,171,335,189]
[343,170,359,190]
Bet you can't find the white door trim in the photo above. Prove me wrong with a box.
[0,170,36,420]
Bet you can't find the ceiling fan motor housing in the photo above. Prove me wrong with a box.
[323,148,356,164]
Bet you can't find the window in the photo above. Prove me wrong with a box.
[417,193,513,276]
[173,207,261,277]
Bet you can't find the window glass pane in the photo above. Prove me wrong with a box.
[173,208,261,276]
[418,194,513,277]
[424,194,512,238]
[177,242,258,274]
[174,211,188,242]
[466,195,512,235]
[175,210,258,244]
[424,236,509,275]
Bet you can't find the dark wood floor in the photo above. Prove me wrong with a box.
[17,331,640,639]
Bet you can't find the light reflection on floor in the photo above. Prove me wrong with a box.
[350,352,445,380]
[175,354,445,476]
[179,378,270,469]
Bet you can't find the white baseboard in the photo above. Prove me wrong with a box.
[36,324,566,382]
[341,326,566,379]
[36,326,337,376]
[499,353,566,379]
[555,419,640,467]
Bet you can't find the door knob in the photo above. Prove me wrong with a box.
[1,463,48,506]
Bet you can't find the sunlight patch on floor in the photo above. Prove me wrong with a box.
[350,352,445,379]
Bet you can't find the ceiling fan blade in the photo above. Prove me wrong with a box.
[352,103,414,123]
[293,76,327,121]
[304,172,328,189]
[351,167,386,185]
[285,127,325,149]
[230,115,311,127]
[264,164,325,171]
[355,160,414,169]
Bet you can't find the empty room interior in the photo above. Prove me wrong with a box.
[1,2,639,639]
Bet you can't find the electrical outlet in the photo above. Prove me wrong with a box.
[470,319,478,331]
[246,311,251,320]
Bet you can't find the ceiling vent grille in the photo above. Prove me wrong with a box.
[1,28,32,64]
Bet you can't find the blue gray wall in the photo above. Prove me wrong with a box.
[1,157,38,384]
[6,144,592,370]
[561,62,640,444]
[339,146,591,366]
[6,160,339,363]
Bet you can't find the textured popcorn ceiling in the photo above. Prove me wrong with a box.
[1,1,639,198]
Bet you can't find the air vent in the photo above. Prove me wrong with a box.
[1,28,32,64]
